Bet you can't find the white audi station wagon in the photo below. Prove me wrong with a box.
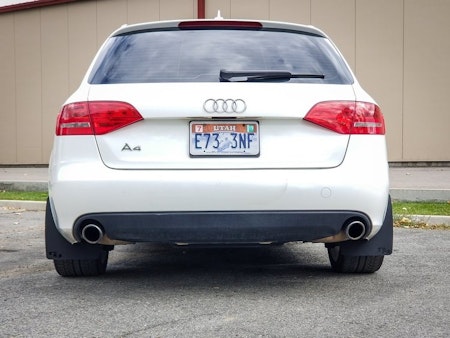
[46,18,393,276]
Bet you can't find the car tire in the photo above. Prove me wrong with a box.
[53,252,108,277]
[327,246,384,273]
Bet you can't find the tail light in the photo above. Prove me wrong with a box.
[56,101,143,136]
[304,101,385,135]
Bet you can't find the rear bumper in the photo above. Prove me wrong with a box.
[49,163,389,244]
[73,210,372,244]
[49,136,390,244]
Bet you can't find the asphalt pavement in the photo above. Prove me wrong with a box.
[1,208,449,337]
[0,166,449,223]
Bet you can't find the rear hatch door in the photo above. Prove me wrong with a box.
[88,82,354,169]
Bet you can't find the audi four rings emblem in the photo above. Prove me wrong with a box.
[203,99,247,113]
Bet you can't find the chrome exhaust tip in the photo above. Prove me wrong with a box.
[81,224,104,244]
[344,220,366,241]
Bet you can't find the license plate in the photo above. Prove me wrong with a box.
[190,121,259,156]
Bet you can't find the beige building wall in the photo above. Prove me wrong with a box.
[0,0,449,164]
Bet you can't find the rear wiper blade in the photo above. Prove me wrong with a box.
[219,69,325,82]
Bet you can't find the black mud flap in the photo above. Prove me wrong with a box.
[45,199,112,260]
[326,196,393,257]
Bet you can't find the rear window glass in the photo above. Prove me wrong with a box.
[89,29,353,84]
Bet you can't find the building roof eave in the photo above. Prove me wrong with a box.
[0,0,79,14]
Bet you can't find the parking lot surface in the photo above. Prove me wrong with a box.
[0,208,449,337]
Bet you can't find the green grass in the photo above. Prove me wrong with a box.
[393,201,449,230]
[0,190,48,201]
[393,201,450,216]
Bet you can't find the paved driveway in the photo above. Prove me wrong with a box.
[0,208,449,337]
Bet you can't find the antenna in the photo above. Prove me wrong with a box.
[214,10,224,20]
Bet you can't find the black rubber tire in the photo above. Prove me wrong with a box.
[327,245,384,273]
[53,251,108,277]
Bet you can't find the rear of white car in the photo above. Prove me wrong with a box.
[46,19,392,276]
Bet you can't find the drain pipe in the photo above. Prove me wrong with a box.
[198,0,205,19]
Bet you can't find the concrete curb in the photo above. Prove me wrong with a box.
[405,215,450,226]
[0,181,47,192]
[0,200,46,211]
[390,188,450,202]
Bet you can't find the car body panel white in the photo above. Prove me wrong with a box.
[87,83,355,169]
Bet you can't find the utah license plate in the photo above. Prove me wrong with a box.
[190,121,259,156]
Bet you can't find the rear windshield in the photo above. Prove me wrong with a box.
[89,29,353,84]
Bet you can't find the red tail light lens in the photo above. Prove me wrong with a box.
[56,101,143,136]
[56,102,91,135]
[304,101,385,135]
